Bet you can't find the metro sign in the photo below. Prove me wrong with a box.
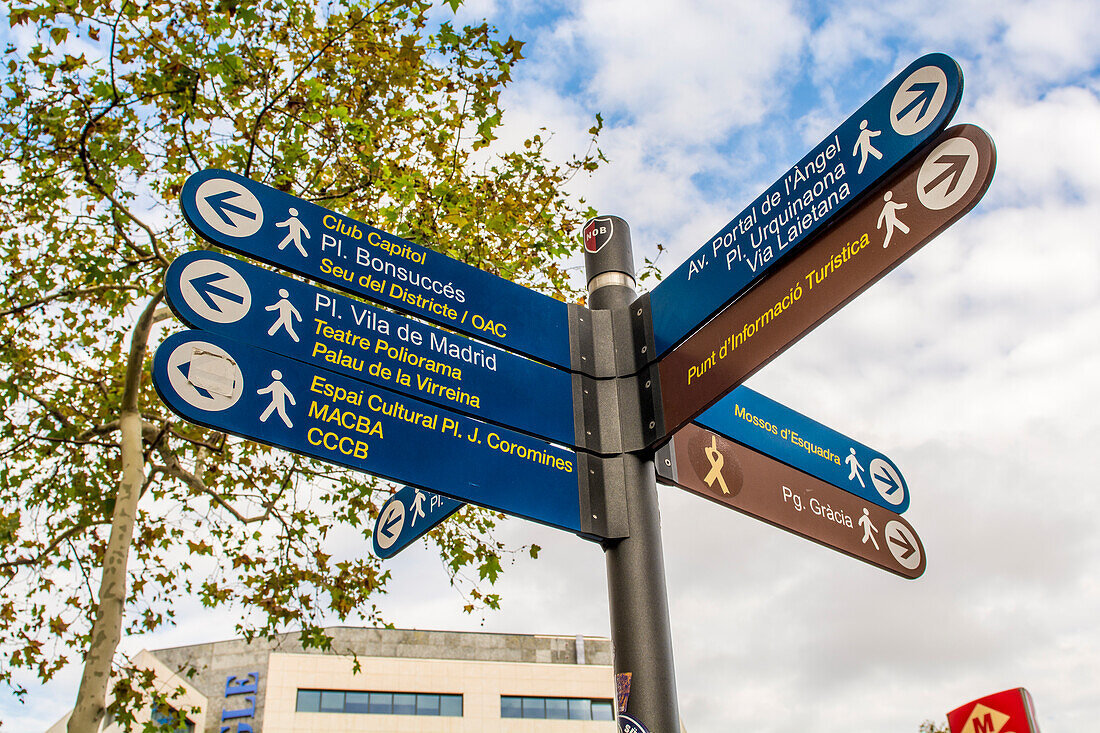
[947,688,1040,733]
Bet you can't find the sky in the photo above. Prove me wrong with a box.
[7,0,1100,731]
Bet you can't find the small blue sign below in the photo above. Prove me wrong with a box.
[647,53,962,359]
[373,486,464,559]
[694,386,910,513]
[180,170,573,368]
[152,330,595,537]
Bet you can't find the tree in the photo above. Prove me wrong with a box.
[920,720,950,733]
[0,0,602,729]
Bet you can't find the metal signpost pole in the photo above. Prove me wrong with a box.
[584,217,679,733]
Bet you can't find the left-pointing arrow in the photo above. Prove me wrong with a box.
[189,272,246,310]
[204,189,258,226]
[381,512,403,540]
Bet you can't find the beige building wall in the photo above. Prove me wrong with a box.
[45,629,618,732]
[264,651,615,733]
[44,650,209,733]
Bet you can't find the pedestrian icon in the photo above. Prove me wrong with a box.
[853,120,882,175]
[409,488,427,527]
[275,208,310,257]
[265,289,301,342]
[178,258,252,325]
[889,64,949,136]
[703,435,729,494]
[194,177,264,239]
[859,508,880,550]
[165,341,244,412]
[877,191,910,248]
[257,369,295,428]
[917,135,981,211]
[845,447,865,488]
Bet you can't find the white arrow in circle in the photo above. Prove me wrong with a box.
[889,65,948,136]
[179,258,252,324]
[885,520,922,571]
[376,499,406,551]
[194,178,264,238]
[916,136,980,211]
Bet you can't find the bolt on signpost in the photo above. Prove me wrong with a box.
[154,52,995,733]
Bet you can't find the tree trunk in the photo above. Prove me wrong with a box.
[68,293,163,733]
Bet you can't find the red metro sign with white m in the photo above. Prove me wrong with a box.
[947,688,1040,733]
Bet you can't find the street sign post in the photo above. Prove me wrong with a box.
[165,250,577,446]
[180,169,573,368]
[656,423,926,579]
[657,124,996,435]
[695,386,909,512]
[155,50,1000,733]
[947,688,1040,733]
[372,486,463,559]
[642,53,963,360]
[152,330,624,540]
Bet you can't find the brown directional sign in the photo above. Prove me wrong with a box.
[656,423,926,579]
[657,124,996,435]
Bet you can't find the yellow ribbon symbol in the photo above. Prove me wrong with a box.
[703,435,729,494]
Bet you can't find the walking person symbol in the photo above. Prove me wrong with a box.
[846,447,865,488]
[409,489,427,528]
[266,289,302,342]
[859,508,880,550]
[275,208,311,257]
[257,369,296,428]
[877,191,910,249]
[853,119,883,174]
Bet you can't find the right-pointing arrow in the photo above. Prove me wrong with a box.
[204,189,258,227]
[922,153,971,197]
[888,529,917,560]
[897,81,940,122]
[873,470,900,496]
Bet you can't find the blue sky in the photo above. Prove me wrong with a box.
[7,1,1100,731]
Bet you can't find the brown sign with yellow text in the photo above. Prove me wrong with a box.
[657,423,926,579]
[658,124,996,434]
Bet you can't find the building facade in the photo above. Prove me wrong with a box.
[49,627,617,732]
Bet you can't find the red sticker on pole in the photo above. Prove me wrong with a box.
[584,216,616,253]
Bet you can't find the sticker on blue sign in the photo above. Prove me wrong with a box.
[644,52,963,360]
[179,170,573,368]
[164,250,577,446]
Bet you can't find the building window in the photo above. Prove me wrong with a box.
[296,689,462,717]
[152,707,196,732]
[500,696,616,720]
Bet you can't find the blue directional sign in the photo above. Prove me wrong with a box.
[165,250,577,446]
[372,486,464,559]
[694,386,909,513]
[646,53,962,359]
[152,330,606,538]
[179,170,572,368]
